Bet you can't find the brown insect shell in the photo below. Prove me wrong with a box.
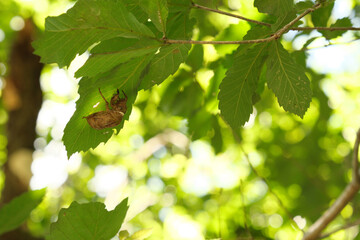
[110,90,127,113]
[83,89,128,130]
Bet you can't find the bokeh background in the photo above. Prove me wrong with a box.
[1,0,360,239]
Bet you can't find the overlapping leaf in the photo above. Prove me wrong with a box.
[272,10,297,31]
[63,55,153,157]
[33,0,154,68]
[311,1,334,27]
[75,38,160,78]
[0,189,46,235]
[48,199,128,240]
[266,41,312,117]
[31,0,196,156]
[140,44,191,89]
[218,43,268,129]
[254,0,294,16]
[321,18,352,40]
[141,0,168,34]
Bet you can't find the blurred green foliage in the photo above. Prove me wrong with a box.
[1,0,360,240]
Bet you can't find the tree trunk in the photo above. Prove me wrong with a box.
[0,19,44,240]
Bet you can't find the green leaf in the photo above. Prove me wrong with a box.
[188,108,212,139]
[266,41,312,118]
[63,55,152,157]
[186,45,204,71]
[167,0,192,12]
[75,38,160,78]
[254,0,294,16]
[160,78,204,118]
[0,189,46,235]
[311,2,334,27]
[141,0,168,34]
[166,2,195,39]
[135,0,194,90]
[140,44,191,90]
[48,199,129,240]
[272,10,297,31]
[234,26,271,56]
[295,1,314,12]
[218,43,269,129]
[33,0,154,68]
[321,18,352,40]
[123,0,148,23]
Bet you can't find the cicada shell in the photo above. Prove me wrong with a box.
[83,88,128,130]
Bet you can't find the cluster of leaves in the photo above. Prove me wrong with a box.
[0,190,140,240]
[33,0,353,158]
[33,0,193,157]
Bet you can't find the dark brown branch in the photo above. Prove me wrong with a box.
[302,129,360,240]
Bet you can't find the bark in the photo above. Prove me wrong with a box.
[0,19,44,240]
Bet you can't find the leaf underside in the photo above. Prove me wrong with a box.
[45,0,194,157]
[266,41,312,118]
[219,43,268,129]
[32,0,154,68]
[33,0,316,154]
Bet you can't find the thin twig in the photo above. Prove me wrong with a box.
[319,219,360,239]
[231,129,302,232]
[241,145,302,232]
[191,2,271,27]
[239,180,253,239]
[299,38,360,52]
[292,27,360,31]
[273,3,322,38]
[303,129,360,240]
[164,38,273,45]
[191,3,360,33]
[164,3,322,45]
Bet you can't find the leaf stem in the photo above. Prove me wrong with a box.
[319,218,360,239]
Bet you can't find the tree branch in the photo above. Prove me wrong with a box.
[164,38,273,45]
[164,3,322,45]
[191,3,360,33]
[272,3,322,39]
[292,27,360,31]
[319,219,360,239]
[191,2,271,27]
[302,129,360,240]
